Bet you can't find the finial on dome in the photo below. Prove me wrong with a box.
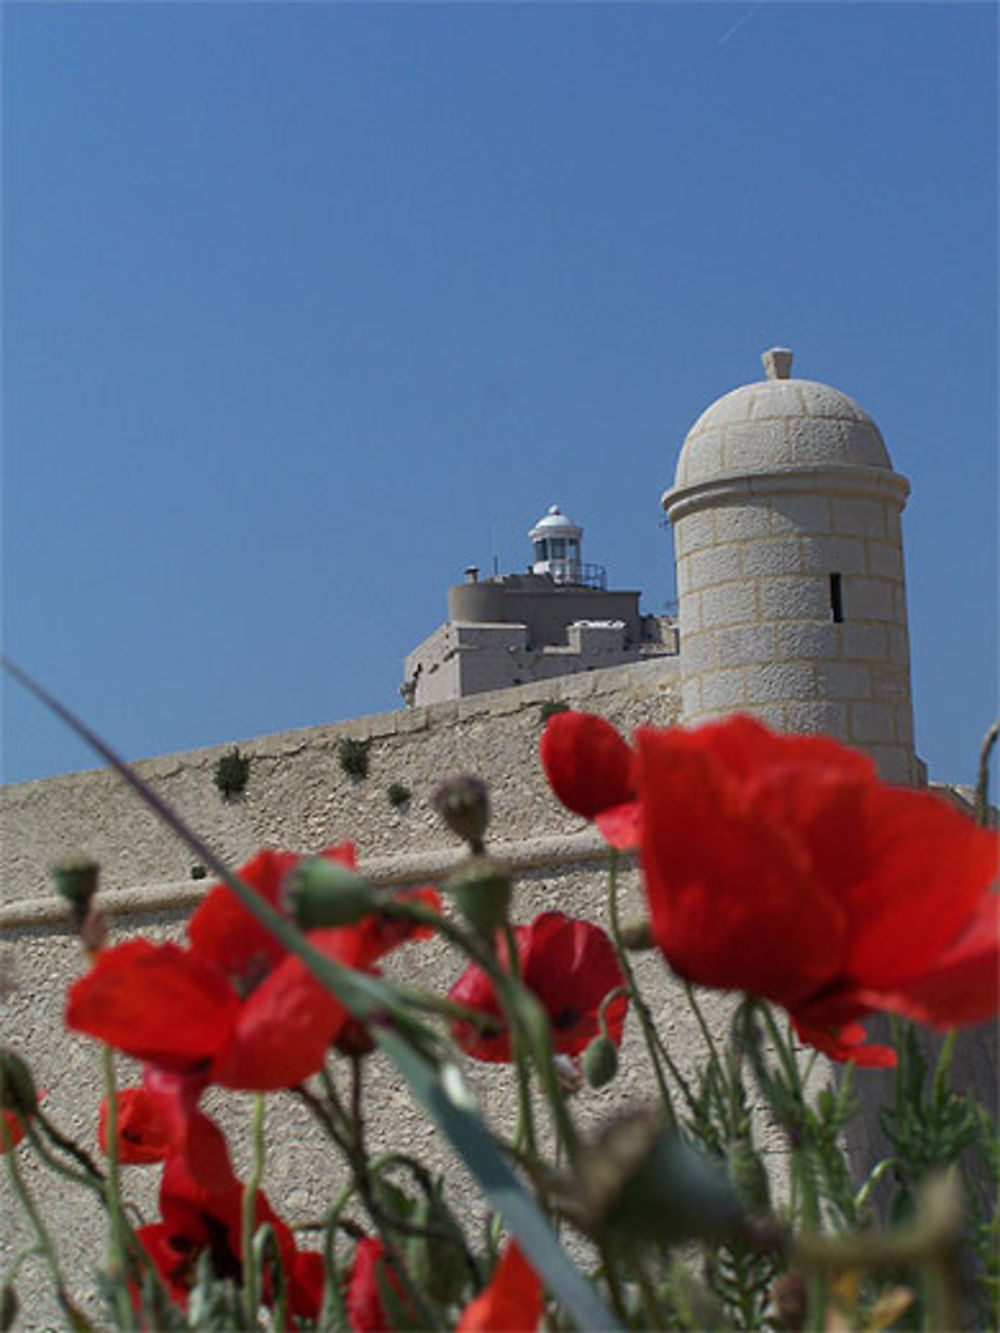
[762,347,793,380]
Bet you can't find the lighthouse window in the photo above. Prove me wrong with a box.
[829,573,844,623]
[551,538,567,558]
[534,539,549,561]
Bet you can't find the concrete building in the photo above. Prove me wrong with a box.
[401,504,678,708]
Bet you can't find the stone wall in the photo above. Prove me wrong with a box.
[3,658,696,1327]
[1,658,680,910]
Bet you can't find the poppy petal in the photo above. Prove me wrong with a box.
[840,788,999,989]
[66,940,239,1069]
[457,1242,544,1333]
[540,711,634,821]
[209,953,346,1090]
[636,727,846,1010]
[860,892,1000,1029]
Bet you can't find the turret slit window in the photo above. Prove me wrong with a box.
[829,572,844,623]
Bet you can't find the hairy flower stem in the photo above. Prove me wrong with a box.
[100,1047,136,1331]
[392,983,505,1033]
[596,1240,632,1327]
[500,922,540,1164]
[606,849,679,1126]
[34,1108,106,1185]
[755,1011,826,1330]
[242,1091,267,1327]
[320,1183,356,1332]
[24,1121,104,1195]
[322,1065,437,1329]
[5,1132,92,1329]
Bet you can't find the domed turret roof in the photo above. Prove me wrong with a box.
[673,349,893,491]
[529,504,582,538]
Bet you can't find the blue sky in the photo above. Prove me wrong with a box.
[3,3,996,787]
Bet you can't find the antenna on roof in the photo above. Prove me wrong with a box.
[491,523,499,578]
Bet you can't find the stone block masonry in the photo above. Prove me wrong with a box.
[663,350,918,785]
[1,658,684,1324]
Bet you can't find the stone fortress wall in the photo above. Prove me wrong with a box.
[3,658,722,1327]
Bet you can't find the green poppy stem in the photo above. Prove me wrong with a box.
[606,849,682,1125]
[100,1047,136,1331]
[4,1125,92,1329]
[242,1091,267,1327]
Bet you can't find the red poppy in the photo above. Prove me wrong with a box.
[540,710,640,848]
[67,846,365,1093]
[99,1087,172,1164]
[630,715,999,1065]
[135,1143,322,1321]
[68,847,443,1185]
[448,912,627,1063]
[456,1242,544,1333]
[345,1237,411,1333]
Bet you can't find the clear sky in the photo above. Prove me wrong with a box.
[3,3,996,789]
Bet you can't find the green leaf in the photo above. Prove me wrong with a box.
[376,1030,621,1330]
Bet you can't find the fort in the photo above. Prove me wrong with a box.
[1,349,993,1324]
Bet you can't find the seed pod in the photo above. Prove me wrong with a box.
[582,1034,618,1089]
[51,858,100,925]
[571,1108,745,1245]
[404,1187,468,1306]
[282,858,375,929]
[433,776,490,851]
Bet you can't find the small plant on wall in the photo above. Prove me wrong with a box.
[213,746,250,800]
[387,781,411,809]
[540,699,570,724]
[338,736,371,780]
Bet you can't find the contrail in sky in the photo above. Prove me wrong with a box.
[718,1,766,47]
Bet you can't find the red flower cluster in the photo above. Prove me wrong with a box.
[135,1129,323,1321]
[541,711,999,1066]
[448,911,627,1063]
[68,845,441,1182]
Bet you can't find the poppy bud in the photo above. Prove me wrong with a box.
[51,857,99,910]
[726,1135,771,1215]
[445,854,511,936]
[582,1034,618,1089]
[0,1050,38,1120]
[404,1187,468,1306]
[283,857,376,929]
[433,775,490,852]
[571,1108,744,1245]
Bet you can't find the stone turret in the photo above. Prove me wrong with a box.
[663,349,918,785]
